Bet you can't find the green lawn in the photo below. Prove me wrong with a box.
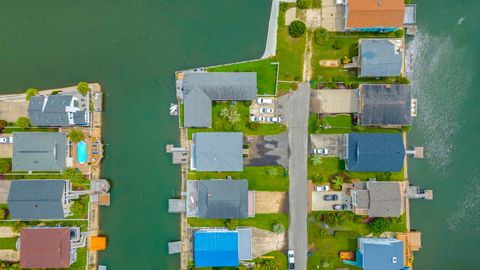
[207,58,278,96]
[68,247,87,270]
[187,101,287,139]
[277,3,306,81]
[253,251,288,270]
[188,213,288,232]
[308,114,403,134]
[188,166,289,192]
[0,237,17,250]
[4,127,58,133]
[68,195,89,219]
[308,157,404,182]
[179,102,184,127]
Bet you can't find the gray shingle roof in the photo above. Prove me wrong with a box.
[183,72,257,127]
[198,180,248,219]
[361,84,412,126]
[355,190,370,209]
[28,95,87,127]
[367,181,403,217]
[359,39,403,77]
[12,132,67,172]
[192,132,243,172]
[237,228,253,260]
[8,180,66,220]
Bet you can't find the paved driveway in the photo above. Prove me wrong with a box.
[245,132,289,168]
[311,191,351,211]
[284,83,310,270]
[309,134,348,158]
[255,192,288,213]
[310,89,360,114]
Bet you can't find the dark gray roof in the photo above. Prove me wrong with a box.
[28,95,87,127]
[8,180,66,220]
[361,84,412,126]
[359,39,403,77]
[355,190,370,209]
[12,132,67,172]
[237,228,253,260]
[183,72,257,127]
[367,181,403,217]
[192,132,243,172]
[198,180,248,219]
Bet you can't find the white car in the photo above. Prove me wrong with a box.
[0,137,12,144]
[250,115,265,122]
[259,107,273,114]
[314,185,329,192]
[313,148,329,155]
[288,250,295,269]
[267,116,281,123]
[257,97,273,105]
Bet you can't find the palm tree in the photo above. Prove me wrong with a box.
[331,176,344,190]
[310,155,324,167]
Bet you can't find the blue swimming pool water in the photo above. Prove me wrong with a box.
[77,141,87,164]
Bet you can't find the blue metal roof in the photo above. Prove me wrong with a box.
[347,133,405,172]
[194,231,239,267]
[359,39,402,77]
[359,238,404,270]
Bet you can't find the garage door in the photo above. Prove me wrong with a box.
[310,89,360,113]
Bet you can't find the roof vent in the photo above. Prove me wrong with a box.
[392,256,398,263]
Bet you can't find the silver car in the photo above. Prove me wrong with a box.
[250,115,265,122]
[0,137,12,144]
[259,107,273,114]
[267,116,281,123]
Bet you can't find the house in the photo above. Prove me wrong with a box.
[359,84,413,126]
[346,133,405,172]
[350,180,404,217]
[19,227,78,268]
[358,39,403,78]
[344,238,405,270]
[344,0,405,32]
[187,180,251,219]
[182,72,257,128]
[28,94,89,127]
[12,132,67,172]
[191,132,243,172]
[8,180,72,220]
[193,228,252,267]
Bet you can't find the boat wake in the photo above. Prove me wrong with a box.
[447,172,480,235]
[407,30,471,173]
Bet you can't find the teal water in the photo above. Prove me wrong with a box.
[0,1,270,269]
[408,0,480,269]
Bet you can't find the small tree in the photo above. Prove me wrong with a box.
[341,56,352,64]
[0,159,12,173]
[266,167,279,176]
[25,88,38,101]
[219,107,230,119]
[70,199,85,217]
[64,168,89,185]
[314,28,329,45]
[369,218,392,234]
[15,117,30,128]
[272,223,285,234]
[68,129,85,143]
[225,219,239,230]
[77,82,90,96]
[0,120,7,132]
[394,28,405,38]
[310,155,324,167]
[331,176,344,190]
[280,2,289,11]
[296,0,308,9]
[288,20,306,38]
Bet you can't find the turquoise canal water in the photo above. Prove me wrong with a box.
[1,0,479,269]
[0,1,270,269]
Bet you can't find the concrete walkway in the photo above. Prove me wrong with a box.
[285,83,310,270]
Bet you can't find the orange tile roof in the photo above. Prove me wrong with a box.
[89,236,107,251]
[347,0,405,28]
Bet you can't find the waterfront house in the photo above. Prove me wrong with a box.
[28,94,89,127]
[344,0,405,32]
[190,132,243,172]
[186,180,251,219]
[182,72,257,128]
[346,133,405,172]
[7,180,73,220]
[344,237,405,270]
[358,39,403,78]
[350,180,404,217]
[359,84,413,127]
[19,227,84,269]
[12,132,67,172]
[193,228,252,267]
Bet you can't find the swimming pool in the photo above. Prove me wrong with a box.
[77,141,87,164]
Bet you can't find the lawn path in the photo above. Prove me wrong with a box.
[302,31,313,82]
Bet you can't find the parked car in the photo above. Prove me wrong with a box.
[0,137,12,144]
[287,250,295,269]
[313,148,329,155]
[257,97,273,105]
[333,204,347,210]
[267,116,281,123]
[250,115,265,122]
[323,194,338,201]
[314,185,329,192]
[259,107,273,114]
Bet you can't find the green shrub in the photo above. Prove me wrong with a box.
[68,129,85,143]
[70,199,85,217]
[288,20,306,38]
[266,167,279,177]
[15,117,30,128]
[375,172,392,181]
[51,90,62,95]
[395,28,405,38]
[310,155,324,167]
[280,2,289,11]
[334,231,359,239]
[25,88,38,101]
[314,28,329,45]
[0,120,7,131]
[296,0,308,9]
[225,219,239,230]
[290,83,299,90]
[77,82,90,96]
[64,168,89,185]
[273,223,285,234]
[0,159,12,173]
[369,218,392,234]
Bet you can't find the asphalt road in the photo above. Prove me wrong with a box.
[285,83,310,270]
